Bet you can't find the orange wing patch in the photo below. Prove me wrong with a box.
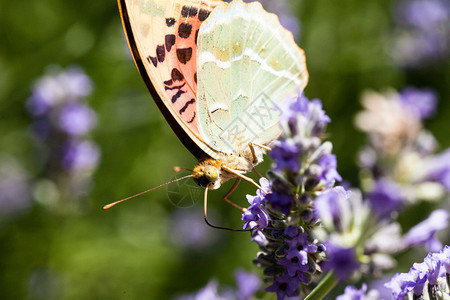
[146,1,224,135]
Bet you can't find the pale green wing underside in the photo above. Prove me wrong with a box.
[196,0,308,156]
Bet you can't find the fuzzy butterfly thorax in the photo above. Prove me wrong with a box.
[193,158,225,189]
[193,153,257,190]
[119,0,308,189]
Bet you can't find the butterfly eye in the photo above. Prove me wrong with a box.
[204,166,219,183]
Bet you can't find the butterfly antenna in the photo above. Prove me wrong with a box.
[173,166,194,173]
[203,186,250,232]
[103,174,193,210]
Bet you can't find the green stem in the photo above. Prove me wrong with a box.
[304,272,338,300]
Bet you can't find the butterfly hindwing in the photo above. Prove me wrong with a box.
[196,0,309,156]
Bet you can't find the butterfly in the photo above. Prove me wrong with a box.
[117,0,308,203]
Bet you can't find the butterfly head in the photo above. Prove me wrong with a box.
[193,158,223,190]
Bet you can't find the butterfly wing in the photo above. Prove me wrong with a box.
[118,0,226,159]
[196,0,308,156]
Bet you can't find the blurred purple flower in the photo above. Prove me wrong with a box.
[314,186,351,232]
[399,87,437,119]
[234,269,261,300]
[393,0,450,66]
[398,0,449,30]
[28,65,100,177]
[0,156,32,220]
[62,140,100,172]
[357,147,377,169]
[425,149,450,190]
[178,280,223,300]
[323,243,360,281]
[27,66,93,116]
[367,179,404,218]
[58,102,97,136]
[178,269,260,300]
[336,284,368,300]
[404,209,449,252]
[415,131,438,155]
[30,120,52,140]
[169,208,220,250]
[278,14,301,41]
[28,65,100,209]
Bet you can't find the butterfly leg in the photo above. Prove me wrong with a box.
[252,167,263,179]
[248,142,272,164]
[222,178,246,211]
[248,142,272,178]
[221,165,267,193]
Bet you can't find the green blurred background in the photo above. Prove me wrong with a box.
[0,0,448,299]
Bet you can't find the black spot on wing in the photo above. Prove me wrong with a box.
[194,72,197,84]
[176,48,193,64]
[181,6,198,18]
[147,56,158,67]
[172,89,186,104]
[178,23,193,39]
[198,9,210,21]
[156,45,165,63]
[179,98,195,115]
[181,6,189,17]
[166,18,176,27]
[165,34,176,52]
[187,112,196,123]
[165,83,186,91]
[164,79,173,86]
[171,68,184,81]
[195,29,199,44]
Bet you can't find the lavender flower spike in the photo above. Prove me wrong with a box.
[385,245,450,299]
[245,93,334,299]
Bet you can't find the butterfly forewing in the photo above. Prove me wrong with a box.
[119,0,226,159]
[196,0,308,156]
[120,0,309,176]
